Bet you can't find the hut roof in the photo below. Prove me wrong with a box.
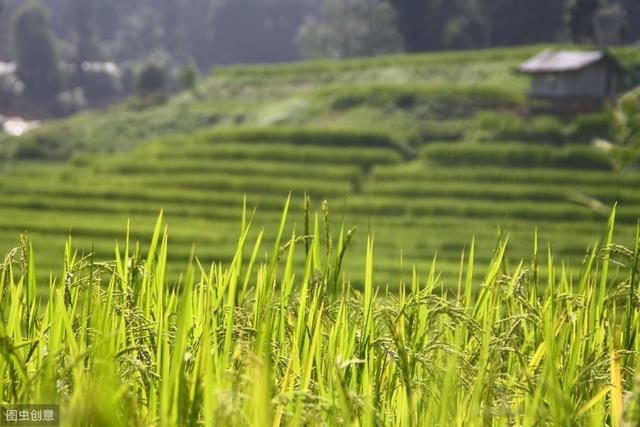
[519,50,622,74]
[0,62,16,77]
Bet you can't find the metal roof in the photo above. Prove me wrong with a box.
[0,62,16,76]
[519,50,619,74]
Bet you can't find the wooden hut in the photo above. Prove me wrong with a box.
[519,50,623,112]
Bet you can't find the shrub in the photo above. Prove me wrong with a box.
[572,112,613,142]
[136,62,167,95]
[478,111,615,144]
[178,62,198,92]
[324,83,524,117]
[12,126,75,160]
[81,66,120,99]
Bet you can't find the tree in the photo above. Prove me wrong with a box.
[66,0,101,64]
[178,62,198,92]
[484,0,564,46]
[443,0,490,49]
[565,0,601,42]
[65,0,104,97]
[136,62,166,94]
[297,0,402,59]
[386,0,457,52]
[12,1,61,99]
[210,0,311,65]
[594,4,628,46]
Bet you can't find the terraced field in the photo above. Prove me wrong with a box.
[1,45,640,287]
[1,128,638,287]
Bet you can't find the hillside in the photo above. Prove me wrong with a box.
[1,45,640,287]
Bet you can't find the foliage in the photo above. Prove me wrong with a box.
[11,0,61,100]
[1,0,639,72]
[136,62,167,95]
[477,111,613,144]
[0,73,24,108]
[612,86,640,167]
[321,83,525,116]
[79,67,119,99]
[386,0,567,52]
[65,0,103,69]
[296,0,402,59]
[209,0,310,65]
[565,0,600,42]
[178,62,198,92]
[385,0,448,52]
[594,4,629,46]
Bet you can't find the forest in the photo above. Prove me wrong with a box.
[0,0,638,117]
[0,0,638,67]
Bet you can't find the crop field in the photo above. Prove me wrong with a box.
[1,205,639,425]
[0,131,639,286]
[1,46,640,288]
[4,0,640,419]
[0,42,639,425]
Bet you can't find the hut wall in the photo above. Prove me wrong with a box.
[530,64,610,100]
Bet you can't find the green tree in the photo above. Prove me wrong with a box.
[297,0,402,59]
[66,0,102,67]
[12,1,61,99]
[178,62,198,92]
[594,3,628,45]
[443,0,490,49]
[136,62,166,94]
[386,0,457,52]
[565,0,601,42]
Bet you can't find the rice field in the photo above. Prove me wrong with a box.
[1,42,640,426]
[1,204,639,425]
[0,45,638,286]
[1,127,640,287]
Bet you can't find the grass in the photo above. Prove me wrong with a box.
[1,202,639,426]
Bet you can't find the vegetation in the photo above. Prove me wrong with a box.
[1,45,640,286]
[296,0,402,59]
[0,1,639,424]
[11,1,60,100]
[612,86,640,166]
[136,62,168,98]
[1,0,639,73]
[1,124,639,285]
[422,142,614,170]
[0,0,639,118]
[1,203,639,426]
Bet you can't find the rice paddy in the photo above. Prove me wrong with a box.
[1,125,639,285]
[0,204,639,425]
[1,44,640,423]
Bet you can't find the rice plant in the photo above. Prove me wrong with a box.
[1,198,639,426]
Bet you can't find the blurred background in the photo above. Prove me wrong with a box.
[0,0,639,119]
